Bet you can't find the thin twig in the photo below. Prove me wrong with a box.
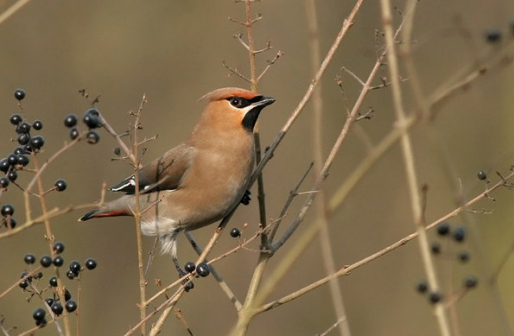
[268,162,313,242]
[257,167,514,313]
[184,232,243,310]
[256,51,284,82]
[222,61,252,83]
[0,267,42,299]
[0,0,31,26]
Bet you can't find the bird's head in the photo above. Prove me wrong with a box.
[199,87,275,132]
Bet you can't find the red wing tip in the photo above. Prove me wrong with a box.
[79,209,129,221]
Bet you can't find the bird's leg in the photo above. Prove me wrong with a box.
[240,189,251,205]
[170,233,194,291]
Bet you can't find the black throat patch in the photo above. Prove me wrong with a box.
[242,107,264,132]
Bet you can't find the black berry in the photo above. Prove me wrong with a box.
[1,204,14,217]
[53,256,64,267]
[6,217,16,228]
[20,271,31,281]
[14,89,26,101]
[69,260,81,275]
[32,308,46,321]
[13,146,27,155]
[16,154,29,166]
[86,108,100,117]
[184,262,196,273]
[458,251,470,263]
[230,228,241,238]
[29,135,45,150]
[429,292,442,304]
[24,253,36,264]
[16,121,31,134]
[10,113,23,125]
[453,226,466,242]
[66,269,75,280]
[45,297,54,306]
[70,127,79,140]
[430,242,441,255]
[86,130,100,144]
[51,301,63,315]
[196,263,210,277]
[53,241,65,254]
[35,318,47,327]
[477,170,487,181]
[32,120,43,130]
[7,170,18,182]
[34,272,43,280]
[17,133,30,145]
[114,147,121,156]
[7,154,18,166]
[0,159,10,173]
[0,177,9,188]
[464,276,478,288]
[40,256,52,268]
[54,179,67,192]
[65,300,77,313]
[485,29,501,43]
[85,258,97,270]
[49,276,58,287]
[64,114,78,128]
[64,289,72,301]
[19,280,29,289]
[83,112,100,129]
[416,281,428,294]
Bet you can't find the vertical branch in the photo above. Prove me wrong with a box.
[243,0,268,238]
[379,1,451,335]
[245,1,257,91]
[232,1,365,334]
[132,95,148,336]
[238,0,272,323]
[32,154,70,336]
[305,0,351,335]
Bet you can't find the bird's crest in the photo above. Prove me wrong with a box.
[198,87,259,102]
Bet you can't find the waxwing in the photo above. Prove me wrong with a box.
[79,87,275,283]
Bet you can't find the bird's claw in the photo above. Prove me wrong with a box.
[177,267,194,292]
[241,189,251,205]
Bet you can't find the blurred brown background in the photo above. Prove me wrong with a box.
[1,0,514,335]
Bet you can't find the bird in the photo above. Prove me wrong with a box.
[79,87,275,287]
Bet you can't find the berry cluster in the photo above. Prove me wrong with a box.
[0,90,46,187]
[20,241,97,327]
[416,221,478,304]
[183,261,210,277]
[0,89,72,230]
[64,108,101,144]
[1,177,66,229]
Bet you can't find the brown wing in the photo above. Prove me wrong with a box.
[109,143,195,194]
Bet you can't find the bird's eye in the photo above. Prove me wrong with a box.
[228,96,249,108]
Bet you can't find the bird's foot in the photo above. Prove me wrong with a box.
[176,267,194,292]
[240,189,251,205]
